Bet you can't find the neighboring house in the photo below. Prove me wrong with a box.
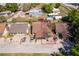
[47,13,55,21]
[0,23,6,36]
[32,21,53,39]
[0,11,11,16]
[26,8,43,16]
[56,23,69,39]
[55,16,62,20]
[47,8,61,20]
[8,23,29,34]
[47,13,62,20]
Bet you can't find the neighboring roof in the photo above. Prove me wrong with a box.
[32,21,53,38]
[0,23,6,34]
[55,16,62,20]
[26,8,42,13]
[26,8,43,16]
[47,17,54,20]
[9,23,28,34]
[56,23,69,38]
[32,21,45,38]
[48,13,58,16]
[0,11,11,16]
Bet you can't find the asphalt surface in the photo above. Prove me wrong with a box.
[0,39,63,53]
[63,3,78,9]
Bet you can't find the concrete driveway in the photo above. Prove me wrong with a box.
[0,38,5,44]
[11,34,26,44]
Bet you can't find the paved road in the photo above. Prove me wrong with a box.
[0,40,63,53]
[63,3,78,9]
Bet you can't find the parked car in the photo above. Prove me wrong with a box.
[59,47,70,56]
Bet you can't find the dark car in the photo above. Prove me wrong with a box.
[59,47,70,56]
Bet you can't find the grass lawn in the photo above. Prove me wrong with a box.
[59,4,71,16]
[0,53,51,56]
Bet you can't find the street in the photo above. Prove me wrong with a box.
[0,38,63,53]
[63,3,79,9]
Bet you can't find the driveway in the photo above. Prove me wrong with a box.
[0,38,5,44]
[11,34,26,44]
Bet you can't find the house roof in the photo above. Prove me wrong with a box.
[32,21,45,38]
[0,23,6,34]
[26,8,42,13]
[32,21,53,38]
[32,21,47,38]
[48,13,58,16]
[9,23,28,34]
[26,8,43,16]
[56,23,69,38]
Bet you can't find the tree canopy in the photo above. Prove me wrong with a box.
[0,5,6,12]
[22,3,31,12]
[55,3,61,8]
[0,16,7,23]
[5,3,18,12]
[70,44,79,56]
[67,9,79,56]
[42,4,53,13]
[68,9,79,43]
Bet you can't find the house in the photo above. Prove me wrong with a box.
[8,23,29,35]
[32,21,46,38]
[0,11,11,16]
[32,21,53,39]
[47,13,62,20]
[56,23,69,39]
[47,13,57,21]
[26,8,43,16]
[55,16,62,20]
[47,16,54,21]
[0,23,6,36]
[47,8,61,20]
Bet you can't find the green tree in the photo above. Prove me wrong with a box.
[70,44,79,56]
[0,16,7,23]
[68,9,79,56]
[0,5,6,12]
[6,3,18,12]
[68,9,78,23]
[11,18,16,23]
[42,4,53,13]
[68,9,79,43]
[55,3,61,8]
[22,3,31,12]
[0,5,3,12]
[31,3,40,8]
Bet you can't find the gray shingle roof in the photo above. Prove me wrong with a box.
[9,23,28,34]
